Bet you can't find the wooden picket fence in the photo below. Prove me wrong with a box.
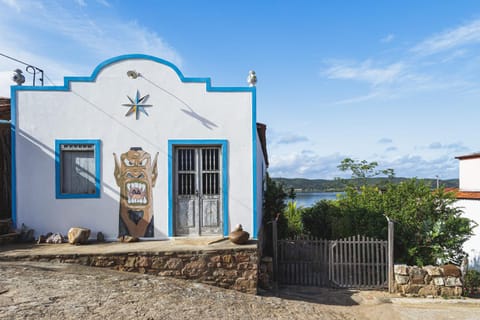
[277,234,388,289]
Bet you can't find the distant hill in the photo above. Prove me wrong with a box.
[272,177,459,192]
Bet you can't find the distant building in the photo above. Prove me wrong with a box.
[453,153,480,270]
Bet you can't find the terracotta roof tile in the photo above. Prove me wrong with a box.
[455,153,480,160]
[445,188,480,200]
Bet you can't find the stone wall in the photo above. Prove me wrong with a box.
[6,248,259,294]
[394,264,463,297]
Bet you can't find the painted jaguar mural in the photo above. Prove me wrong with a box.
[114,147,158,237]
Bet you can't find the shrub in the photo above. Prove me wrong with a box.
[464,269,480,297]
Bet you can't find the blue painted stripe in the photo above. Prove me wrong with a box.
[168,140,229,237]
[251,88,258,239]
[12,54,255,94]
[55,139,101,199]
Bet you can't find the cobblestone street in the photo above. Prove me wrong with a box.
[1,261,480,320]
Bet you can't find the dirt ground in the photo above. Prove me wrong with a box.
[0,261,479,320]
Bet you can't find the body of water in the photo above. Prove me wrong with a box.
[293,192,343,207]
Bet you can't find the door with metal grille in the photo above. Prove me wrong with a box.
[174,146,222,236]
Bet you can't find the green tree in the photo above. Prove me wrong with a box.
[337,158,395,187]
[284,201,303,237]
[262,173,289,240]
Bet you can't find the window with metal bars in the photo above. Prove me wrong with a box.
[202,148,219,195]
[55,140,101,198]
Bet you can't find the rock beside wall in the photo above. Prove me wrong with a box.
[394,264,463,297]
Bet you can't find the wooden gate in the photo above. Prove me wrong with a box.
[277,235,388,289]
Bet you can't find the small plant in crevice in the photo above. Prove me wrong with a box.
[463,269,480,297]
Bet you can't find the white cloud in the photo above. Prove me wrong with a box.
[378,138,393,144]
[96,0,110,7]
[269,150,347,179]
[381,34,395,43]
[268,147,460,179]
[412,19,480,56]
[0,0,21,11]
[425,141,470,153]
[0,0,183,96]
[324,60,405,87]
[75,0,87,7]
[275,134,309,145]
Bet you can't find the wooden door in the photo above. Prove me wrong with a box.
[174,147,222,236]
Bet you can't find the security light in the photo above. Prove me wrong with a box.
[127,70,140,79]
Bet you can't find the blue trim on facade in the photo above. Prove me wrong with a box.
[11,54,255,94]
[10,87,17,228]
[55,139,101,199]
[251,88,258,239]
[168,140,229,237]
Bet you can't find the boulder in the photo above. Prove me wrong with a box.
[395,274,410,285]
[229,224,250,245]
[441,264,461,277]
[445,276,462,287]
[394,264,409,276]
[37,234,46,244]
[46,233,64,244]
[424,265,442,277]
[97,232,105,242]
[67,227,91,245]
[410,266,427,284]
[418,285,440,297]
[118,235,139,243]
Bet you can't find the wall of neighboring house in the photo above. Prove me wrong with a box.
[12,55,260,240]
[255,129,267,239]
[456,155,480,270]
[459,157,480,191]
[457,199,480,270]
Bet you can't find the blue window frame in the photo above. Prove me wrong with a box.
[55,140,101,199]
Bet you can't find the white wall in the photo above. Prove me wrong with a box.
[459,158,480,191]
[14,57,255,240]
[255,130,266,239]
[457,199,480,270]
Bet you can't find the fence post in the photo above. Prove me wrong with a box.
[272,215,278,283]
[386,216,395,293]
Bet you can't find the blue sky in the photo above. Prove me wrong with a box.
[1,0,480,179]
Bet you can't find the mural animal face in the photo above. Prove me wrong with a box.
[114,147,158,237]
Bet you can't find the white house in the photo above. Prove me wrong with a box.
[454,153,480,270]
[11,54,268,240]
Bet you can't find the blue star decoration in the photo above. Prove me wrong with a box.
[122,90,153,120]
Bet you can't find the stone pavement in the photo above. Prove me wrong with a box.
[1,261,480,320]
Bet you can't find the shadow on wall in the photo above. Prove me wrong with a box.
[15,130,167,240]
